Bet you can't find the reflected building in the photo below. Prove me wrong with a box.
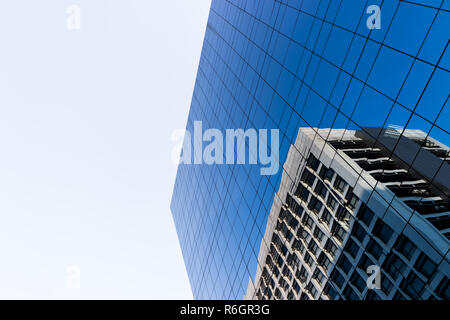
[245,127,449,300]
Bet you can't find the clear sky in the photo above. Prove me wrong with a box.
[0,0,211,299]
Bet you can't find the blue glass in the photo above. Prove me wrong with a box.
[171,0,449,299]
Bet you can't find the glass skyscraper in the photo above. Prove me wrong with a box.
[171,0,449,300]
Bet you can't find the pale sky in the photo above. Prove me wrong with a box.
[0,0,211,299]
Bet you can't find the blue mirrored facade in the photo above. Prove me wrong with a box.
[171,0,449,299]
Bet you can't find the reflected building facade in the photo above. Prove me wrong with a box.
[245,127,449,300]
[171,0,450,299]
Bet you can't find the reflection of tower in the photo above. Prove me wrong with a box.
[246,127,449,300]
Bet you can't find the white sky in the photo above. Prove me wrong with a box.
[0,0,211,299]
